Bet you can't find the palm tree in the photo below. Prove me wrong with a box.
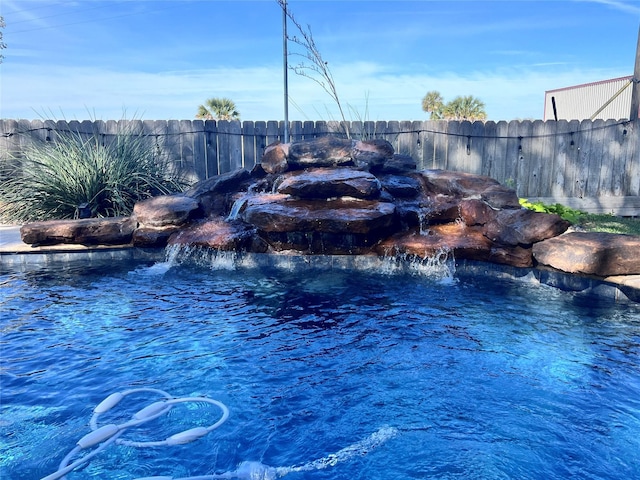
[442,95,487,121]
[421,90,444,120]
[196,98,240,121]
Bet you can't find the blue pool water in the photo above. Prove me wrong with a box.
[1,256,640,479]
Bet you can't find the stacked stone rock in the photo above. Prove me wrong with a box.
[133,136,570,267]
[20,136,640,277]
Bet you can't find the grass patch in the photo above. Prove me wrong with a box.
[520,199,640,236]
[574,214,640,236]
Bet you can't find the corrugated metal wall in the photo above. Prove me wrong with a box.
[544,76,633,121]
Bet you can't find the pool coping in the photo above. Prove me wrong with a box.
[2,225,639,304]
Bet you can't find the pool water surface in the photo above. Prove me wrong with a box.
[1,258,640,479]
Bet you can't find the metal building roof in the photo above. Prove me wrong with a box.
[544,75,633,121]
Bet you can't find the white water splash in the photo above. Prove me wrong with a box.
[133,244,187,276]
[226,195,250,221]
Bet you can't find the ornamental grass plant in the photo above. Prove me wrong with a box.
[0,125,188,222]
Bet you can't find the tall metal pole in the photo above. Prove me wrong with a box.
[630,24,640,121]
[282,0,290,142]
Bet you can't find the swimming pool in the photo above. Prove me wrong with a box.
[2,255,639,479]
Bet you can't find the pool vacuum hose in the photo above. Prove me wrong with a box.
[41,388,397,480]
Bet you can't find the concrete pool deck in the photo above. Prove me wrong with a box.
[2,224,640,303]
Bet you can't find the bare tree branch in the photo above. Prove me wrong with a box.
[276,0,349,137]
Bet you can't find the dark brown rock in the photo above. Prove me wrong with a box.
[379,175,421,198]
[421,169,501,197]
[488,244,533,268]
[458,199,496,226]
[532,232,640,276]
[351,139,394,169]
[484,209,571,246]
[21,217,136,246]
[133,195,200,227]
[376,223,493,260]
[420,196,462,224]
[184,168,252,216]
[168,218,267,252]
[132,225,182,248]
[276,168,381,200]
[481,185,521,209]
[287,136,355,169]
[261,142,289,174]
[242,194,396,235]
[371,154,417,175]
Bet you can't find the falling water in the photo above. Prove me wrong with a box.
[226,195,250,221]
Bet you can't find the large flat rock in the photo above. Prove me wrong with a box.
[133,195,200,227]
[21,217,136,246]
[242,194,396,235]
[276,168,381,200]
[533,232,640,276]
[167,218,266,252]
[484,209,571,246]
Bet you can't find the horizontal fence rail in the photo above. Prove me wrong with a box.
[1,118,638,215]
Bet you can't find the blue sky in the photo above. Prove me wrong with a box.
[1,0,639,121]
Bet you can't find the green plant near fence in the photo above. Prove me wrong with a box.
[0,126,188,222]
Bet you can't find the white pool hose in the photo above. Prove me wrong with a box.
[41,388,397,480]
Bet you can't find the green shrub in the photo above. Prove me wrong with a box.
[519,198,585,224]
[0,126,188,222]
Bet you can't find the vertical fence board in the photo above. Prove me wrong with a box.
[534,121,556,197]
[350,121,364,140]
[445,121,463,172]
[253,121,267,160]
[0,120,20,159]
[515,121,533,197]
[504,121,522,191]
[410,121,424,168]
[432,121,449,170]
[204,120,219,178]
[266,121,279,146]
[586,119,607,197]
[192,120,206,180]
[386,121,400,153]
[398,120,414,157]
[551,120,570,197]
[607,122,626,196]
[165,120,182,175]
[419,121,435,170]
[28,119,46,143]
[179,120,195,182]
[491,121,509,184]
[302,121,315,140]
[290,121,303,142]
[564,120,582,196]
[229,120,243,171]
[524,120,543,196]
[481,121,497,178]
[572,119,593,198]
[217,121,231,174]
[242,121,256,171]
[627,120,640,196]
[43,120,58,145]
[363,121,376,140]
[468,121,484,175]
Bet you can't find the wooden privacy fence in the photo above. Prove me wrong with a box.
[1,118,639,215]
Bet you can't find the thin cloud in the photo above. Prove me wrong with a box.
[577,0,640,15]
[1,61,623,122]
